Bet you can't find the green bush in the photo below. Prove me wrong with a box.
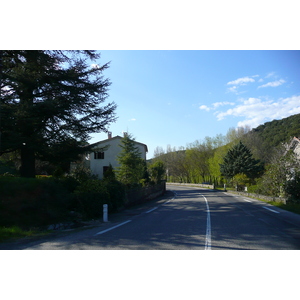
[0,226,35,242]
[0,175,127,228]
[102,180,126,212]
[58,176,80,193]
[74,179,111,219]
[0,159,18,176]
[284,171,300,202]
[0,177,73,229]
[247,185,259,193]
[149,160,166,184]
[74,178,127,218]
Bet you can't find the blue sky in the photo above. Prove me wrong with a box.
[89,50,300,158]
[5,1,299,159]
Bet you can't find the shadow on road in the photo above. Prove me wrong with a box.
[2,187,300,250]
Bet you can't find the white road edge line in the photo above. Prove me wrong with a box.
[263,206,280,214]
[146,206,158,214]
[201,194,211,250]
[165,190,177,204]
[94,220,132,236]
[95,189,177,236]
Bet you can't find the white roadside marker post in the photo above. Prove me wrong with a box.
[103,204,108,222]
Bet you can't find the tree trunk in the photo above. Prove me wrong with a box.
[20,144,36,178]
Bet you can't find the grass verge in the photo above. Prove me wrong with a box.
[239,195,300,215]
[217,188,300,215]
[267,201,300,215]
[0,226,37,243]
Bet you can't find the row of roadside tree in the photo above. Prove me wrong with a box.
[151,126,300,201]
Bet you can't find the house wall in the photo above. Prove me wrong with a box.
[89,137,147,179]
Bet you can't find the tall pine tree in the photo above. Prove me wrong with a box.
[220,141,263,180]
[0,50,117,177]
[116,133,145,186]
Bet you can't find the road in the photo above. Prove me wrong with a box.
[2,184,300,250]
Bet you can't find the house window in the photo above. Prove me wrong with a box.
[94,151,105,159]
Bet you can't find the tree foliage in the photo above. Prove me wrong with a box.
[116,134,146,186]
[152,115,300,200]
[0,50,117,177]
[220,141,264,180]
[103,163,116,181]
[251,113,300,149]
[257,149,300,197]
[149,160,166,183]
[285,171,300,201]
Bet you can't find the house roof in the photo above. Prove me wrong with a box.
[89,135,148,152]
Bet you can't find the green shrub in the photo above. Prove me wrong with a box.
[247,185,259,193]
[0,175,127,228]
[58,176,80,193]
[70,164,96,183]
[0,177,73,229]
[149,160,166,184]
[0,159,18,176]
[284,171,300,202]
[102,180,126,212]
[0,226,35,242]
[74,179,110,219]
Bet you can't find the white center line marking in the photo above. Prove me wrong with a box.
[201,194,211,250]
[263,206,280,214]
[243,199,252,202]
[145,206,158,214]
[94,220,132,236]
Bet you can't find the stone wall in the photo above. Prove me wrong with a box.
[167,182,214,189]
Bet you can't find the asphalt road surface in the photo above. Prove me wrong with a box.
[2,184,300,250]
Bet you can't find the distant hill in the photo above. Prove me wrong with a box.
[251,113,300,148]
[149,114,300,164]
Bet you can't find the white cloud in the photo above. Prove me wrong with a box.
[200,102,235,112]
[129,118,136,121]
[213,101,235,108]
[227,76,257,94]
[215,95,300,129]
[266,72,275,78]
[258,79,285,88]
[227,77,255,86]
[227,86,238,94]
[199,105,210,111]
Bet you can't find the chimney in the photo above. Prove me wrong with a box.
[108,131,112,139]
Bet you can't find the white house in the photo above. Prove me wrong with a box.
[85,132,148,179]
